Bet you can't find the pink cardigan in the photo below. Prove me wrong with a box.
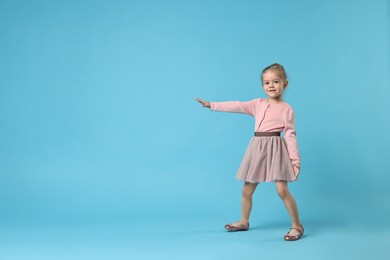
[210,98,300,168]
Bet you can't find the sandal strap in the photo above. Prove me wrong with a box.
[288,227,303,235]
[229,222,245,228]
[226,221,249,229]
[284,225,304,241]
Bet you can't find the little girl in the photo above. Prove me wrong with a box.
[196,63,303,241]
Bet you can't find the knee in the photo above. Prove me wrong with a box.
[242,185,255,199]
[276,186,290,200]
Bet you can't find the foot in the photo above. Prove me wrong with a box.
[284,225,304,241]
[224,221,249,232]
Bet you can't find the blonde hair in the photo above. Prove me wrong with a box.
[261,63,288,84]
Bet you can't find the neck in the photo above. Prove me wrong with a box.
[267,97,283,104]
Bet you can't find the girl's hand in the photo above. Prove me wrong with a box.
[293,165,300,180]
[195,98,210,108]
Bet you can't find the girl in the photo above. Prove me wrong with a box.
[195,63,303,241]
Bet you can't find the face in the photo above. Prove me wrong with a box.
[262,70,288,100]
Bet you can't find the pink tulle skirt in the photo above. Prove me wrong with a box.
[235,136,296,183]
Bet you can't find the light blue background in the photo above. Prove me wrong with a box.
[1,0,389,259]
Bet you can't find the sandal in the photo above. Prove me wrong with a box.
[224,221,250,232]
[284,225,304,241]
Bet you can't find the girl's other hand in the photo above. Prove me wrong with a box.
[293,165,300,180]
[195,98,210,108]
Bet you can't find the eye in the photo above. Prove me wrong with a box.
[264,82,269,85]
[274,80,279,84]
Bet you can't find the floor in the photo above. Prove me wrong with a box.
[1,217,389,260]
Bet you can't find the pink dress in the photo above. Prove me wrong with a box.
[210,98,300,183]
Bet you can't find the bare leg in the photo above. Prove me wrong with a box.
[225,182,258,231]
[276,181,302,236]
[241,182,259,224]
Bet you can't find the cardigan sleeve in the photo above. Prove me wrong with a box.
[210,99,259,116]
[283,107,301,167]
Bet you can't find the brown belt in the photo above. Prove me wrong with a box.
[254,132,281,137]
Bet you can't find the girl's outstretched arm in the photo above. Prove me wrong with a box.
[197,98,259,116]
[195,98,210,108]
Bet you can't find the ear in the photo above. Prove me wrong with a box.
[284,80,289,89]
